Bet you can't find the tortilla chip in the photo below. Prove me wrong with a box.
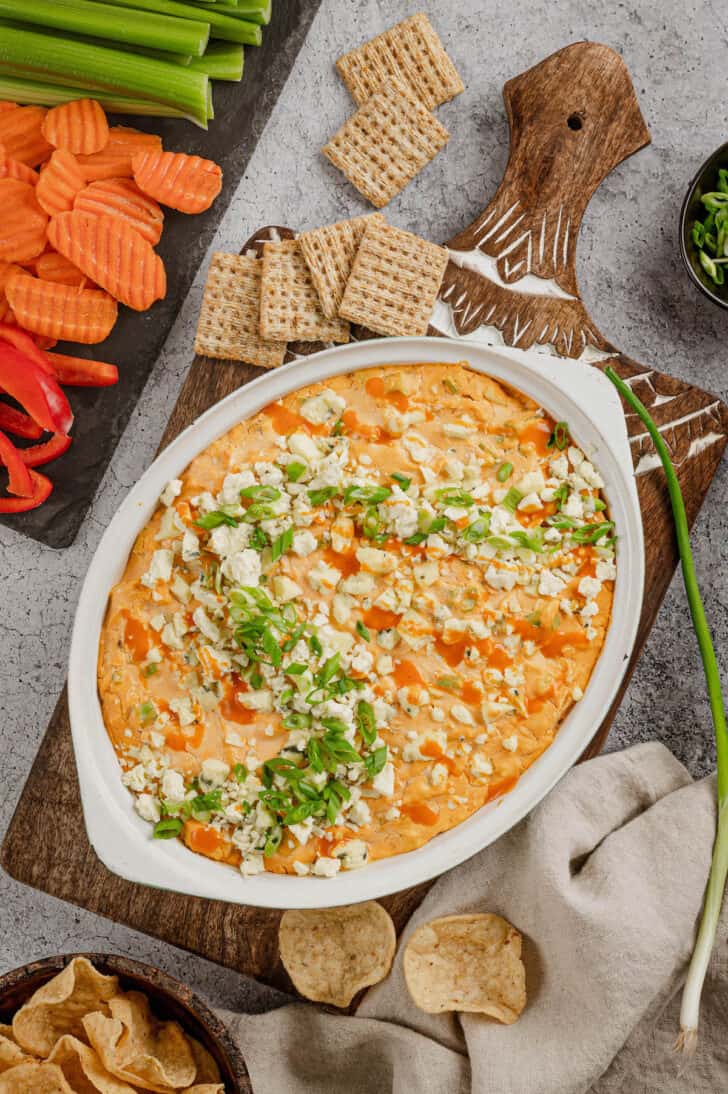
[48,1035,137,1094]
[12,957,119,1056]
[188,1037,221,1084]
[0,1061,75,1093]
[403,913,527,1022]
[336,13,464,109]
[339,218,448,337]
[83,991,196,1092]
[0,1033,29,1075]
[279,902,396,1008]
[321,78,449,209]
[182,1087,224,1094]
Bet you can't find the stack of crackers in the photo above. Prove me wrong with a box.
[325,13,463,208]
[194,14,463,370]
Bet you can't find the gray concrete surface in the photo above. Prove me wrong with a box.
[1,0,726,1013]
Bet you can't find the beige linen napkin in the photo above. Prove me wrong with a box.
[223,742,728,1093]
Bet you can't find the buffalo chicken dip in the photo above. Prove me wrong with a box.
[98,363,615,879]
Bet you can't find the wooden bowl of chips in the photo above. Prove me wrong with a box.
[0,952,247,1092]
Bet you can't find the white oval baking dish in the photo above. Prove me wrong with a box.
[69,337,644,909]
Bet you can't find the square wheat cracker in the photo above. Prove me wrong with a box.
[322,78,449,208]
[260,239,350,343]
[339,219,448,337]
[195,252,286,369]
[299,213,384,318]
[336,12,464,110]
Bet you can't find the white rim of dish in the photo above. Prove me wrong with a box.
[69,337,645,910]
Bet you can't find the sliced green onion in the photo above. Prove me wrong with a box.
[502,487,523,512]
[0,24,210,126]
[461,515,490,543]
[308,486,339,506]
[364,747,388,778]
[138,700,157,723]
[548,421,570,450]
[435,488,473,507]
[0,0,209,55]
[391,472,411,491]
[188,41,243,80]
[286,461,306,482]
[355,620,371,641]
[263,825,282,857]
[344,484,391,505]
[699,249,725,286]
[700,191,728,213]
[356,700,377,746]
[98,0,263,45]
[496,462,513,482]
[153,817,183,838]
[604,366,728,1056]
[361,507,383,539]
[270,526,293,562]
[195,510,237,529]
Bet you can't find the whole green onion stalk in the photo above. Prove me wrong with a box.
[604,366,728,1055]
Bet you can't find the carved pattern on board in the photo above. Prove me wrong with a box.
[433,42,728,478]
[432,260,610,357]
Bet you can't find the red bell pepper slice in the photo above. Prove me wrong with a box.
[0,402,44,440]
[0,322,54,375]
[0,342,73,435]
[45,352,119,388]
[19,431,72,467]
[0,468,52,512]
[0,428,33,497]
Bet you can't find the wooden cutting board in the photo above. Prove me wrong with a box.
[3,42,727,1010]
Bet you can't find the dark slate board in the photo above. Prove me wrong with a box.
[0,0,322,548]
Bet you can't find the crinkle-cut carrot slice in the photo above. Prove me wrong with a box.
[74,177,164,246]
[0,103,18,113]
[36,149,86,216]
[0,260,23,322]
[41,98,109,156]
[77,125,162,182]
[0,106,53,166]
[0,157,39,186]
[47,210,166,311]
[132,149,222,214]
[35,250,92,288]
[0,180,48,263]
[5,272,117,343]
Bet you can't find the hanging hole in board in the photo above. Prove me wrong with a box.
[567,113,583,131]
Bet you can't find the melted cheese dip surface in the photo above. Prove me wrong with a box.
[98,363,615,880]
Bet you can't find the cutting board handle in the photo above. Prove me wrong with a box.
[448,42,650,298]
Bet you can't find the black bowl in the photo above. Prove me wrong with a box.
[0,953,248,1091]
[680,141,728,309]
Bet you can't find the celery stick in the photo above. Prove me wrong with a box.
[210,0,271,24]
[0,72,188,116]
[90,0,263,45]
[188,42,243,80]
[189,0,271,19]
[0,25,209,126]
[0,22,194,65]
[0,0,210,57]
